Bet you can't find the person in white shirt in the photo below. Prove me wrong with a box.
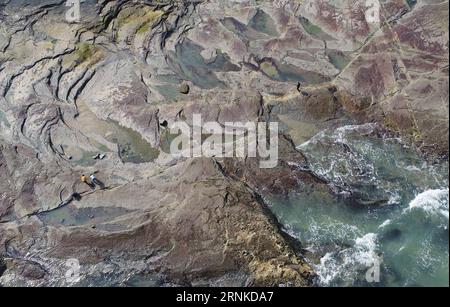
[90,174,98,185]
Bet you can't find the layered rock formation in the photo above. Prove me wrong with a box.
[0,0,448,286]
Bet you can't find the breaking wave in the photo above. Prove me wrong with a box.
[315,233,380,286]
[270,124,449,286]
[405,189,449,221]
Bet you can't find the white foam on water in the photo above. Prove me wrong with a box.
[388,193,401,205]
[405,189,449,220]
[378,219,392,229]
[315,233,380,286]
[405,165,421,172]
[306,219,359,244]
[297,123,377,149]
[354,233,379,267]
[315,252,340,286]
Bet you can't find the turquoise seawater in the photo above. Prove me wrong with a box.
[267,124,449,287]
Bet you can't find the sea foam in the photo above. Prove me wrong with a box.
[406,189,449,220]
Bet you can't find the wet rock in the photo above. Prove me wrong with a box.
[0,0,447,287]
[19,262,46,280]
[355,198,389,206]
[328,86,338,94]
[179,83,190,95]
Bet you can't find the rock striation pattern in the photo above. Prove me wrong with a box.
[0,0,448,286]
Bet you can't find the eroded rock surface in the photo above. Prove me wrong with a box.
[0,0,448,286]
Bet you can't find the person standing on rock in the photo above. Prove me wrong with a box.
[90,173,105,188]
[90,174,106,189]
[90,174,98,185]
[81,174,89,185]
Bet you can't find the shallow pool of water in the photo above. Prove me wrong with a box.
[38,205,133,228]
[73,100,160,164]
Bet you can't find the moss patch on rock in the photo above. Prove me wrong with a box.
[69,43,104,66]
[116,6,163,38]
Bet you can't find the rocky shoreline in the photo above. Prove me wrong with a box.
[0,0,448,286]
